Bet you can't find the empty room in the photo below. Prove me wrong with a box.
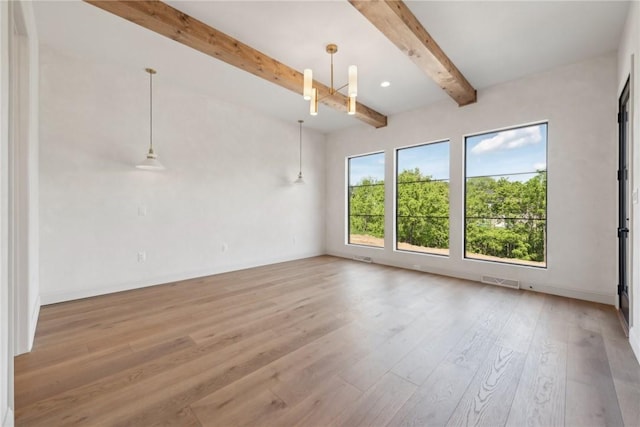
[2,0,640,426]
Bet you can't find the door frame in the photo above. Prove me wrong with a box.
[619,76,631,331]
[7,0,39,357]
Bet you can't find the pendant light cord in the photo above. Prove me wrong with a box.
[298,120,303,174]
[149,70,153,152]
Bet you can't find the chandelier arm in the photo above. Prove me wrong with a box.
[316,83,350,103]
[316,93,332,103]
[334,83,349,93]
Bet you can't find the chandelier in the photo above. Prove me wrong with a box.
[303,44,357,116]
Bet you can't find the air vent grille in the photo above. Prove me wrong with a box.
[481,275,520,289]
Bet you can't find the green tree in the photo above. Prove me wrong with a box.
[397,168,449,249]
[465,172,546,263]
[348,168,546,263]
[349,177,384,239]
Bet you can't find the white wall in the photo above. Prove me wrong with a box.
[326,54,618,305]
[39,46,326,304]
[0,2,11,425]
[618,0,640,362]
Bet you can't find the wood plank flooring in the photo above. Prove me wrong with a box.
[14,256,640,426]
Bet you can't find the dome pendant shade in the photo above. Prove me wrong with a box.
[137,147,165,170]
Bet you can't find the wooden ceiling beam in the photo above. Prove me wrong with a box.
[349,0,476,107]
[84,1,387,128]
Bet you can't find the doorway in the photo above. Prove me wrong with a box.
[618,76,631,330]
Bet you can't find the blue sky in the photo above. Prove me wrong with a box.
[466,123,547,178]
[349,152,385,184]
[398,141,449,180]
[349,143,450,184]
[348,123,546,184]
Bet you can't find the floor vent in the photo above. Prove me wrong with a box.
[353,255,373,263]
[481,275,520,289]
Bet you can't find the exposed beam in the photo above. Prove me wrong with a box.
[350,0,476,107]
[84,1,387,128]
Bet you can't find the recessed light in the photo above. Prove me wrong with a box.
[380,81,391,88]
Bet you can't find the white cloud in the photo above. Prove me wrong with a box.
[471,126,542,155]
[533,162,546,170]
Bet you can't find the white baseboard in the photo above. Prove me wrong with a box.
[519,282,616,305]
[326,250,617,306]
[15,296,41,355]
[2,407,14,427]
[28,295,40,351]
[40,251,324,305]
[630,326,640,365]
[39,249,619,308]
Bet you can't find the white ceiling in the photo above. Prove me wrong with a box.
[33,1,630,133]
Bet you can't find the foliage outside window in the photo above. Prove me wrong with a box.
[465,123,547,267]
[396,141,450,255]
[348,152,385,248]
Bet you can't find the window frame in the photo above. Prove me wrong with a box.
[394,139,450,257]
[463,121,549,268]
[346,151,386,249]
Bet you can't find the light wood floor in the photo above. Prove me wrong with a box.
[15,256,640,426]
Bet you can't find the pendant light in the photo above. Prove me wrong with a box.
[136,68,165,170]
[303,44,357,116]
[295,120,305,184]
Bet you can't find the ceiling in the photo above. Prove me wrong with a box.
[33,1,630,133]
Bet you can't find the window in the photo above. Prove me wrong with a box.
[396,141,450,255]
[348,152,385,248]
[465,123,547,267]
